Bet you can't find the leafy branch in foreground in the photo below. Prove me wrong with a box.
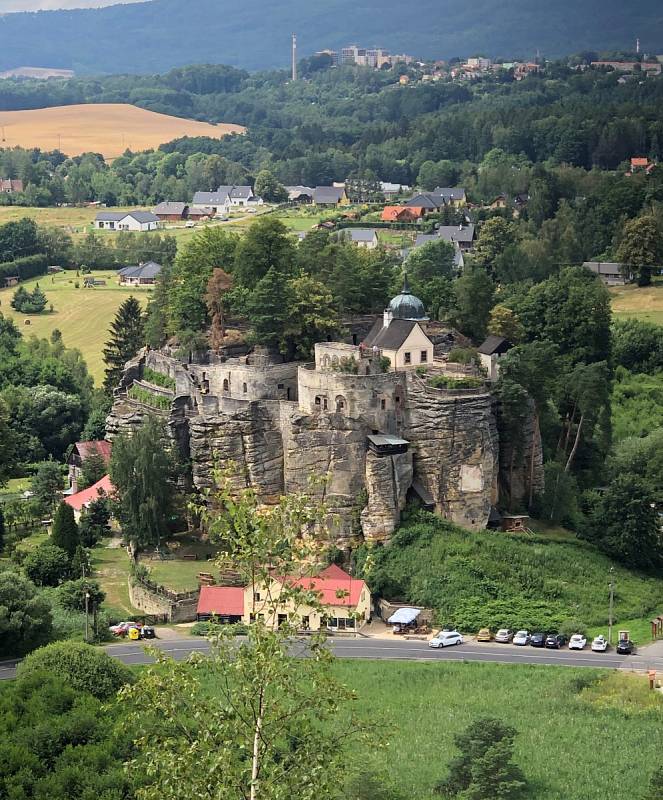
[121,466,372,800]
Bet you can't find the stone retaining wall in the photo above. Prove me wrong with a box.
[128,579,199,623]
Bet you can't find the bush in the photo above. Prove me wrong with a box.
[23,542,70,586]
[429,375,484,390]
[192,620,248,636]
[143,366,176,389]
[447,347,478,365]
[18,640,133,699]
[57,578,105,612]
[0,253,48,283]
[128,384,172,410]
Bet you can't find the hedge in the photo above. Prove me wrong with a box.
[0,254,48,282]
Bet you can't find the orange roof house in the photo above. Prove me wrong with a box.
[381,205,424,222]
[64,474,114,518]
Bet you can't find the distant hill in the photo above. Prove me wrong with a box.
[0,0,661,74]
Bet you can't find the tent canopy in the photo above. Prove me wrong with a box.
[387,607,421,625]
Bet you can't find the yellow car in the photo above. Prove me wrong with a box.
[476,628,492,642]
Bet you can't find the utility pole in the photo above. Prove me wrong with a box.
[85,591,90,643]
[608,567,615,645]
[291,33,297,82]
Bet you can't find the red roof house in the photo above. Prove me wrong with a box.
[64,474,114,517]
[197,586,245,621]
[381,205,424,222]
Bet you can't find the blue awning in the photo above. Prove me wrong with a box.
[387,607,421,625]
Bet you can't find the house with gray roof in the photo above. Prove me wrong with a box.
[192,185,262,213]
[95,210,160,232]
[153,201,188,221]
[118,261,162,286]
[405,193,445,211]
[433,187,467,205]
[348,229,379,249]
[436,224,476,250]
[582,261,630,286]
[312,186,349,206]
[285,185,315,203]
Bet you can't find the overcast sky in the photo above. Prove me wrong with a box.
[2,0,149,10]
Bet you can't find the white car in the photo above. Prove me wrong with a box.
[591,635,608,652]
[429,630,463,648]
[513,630,530,646]
[568,634,587,650]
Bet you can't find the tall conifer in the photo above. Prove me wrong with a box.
[102,296,144,392]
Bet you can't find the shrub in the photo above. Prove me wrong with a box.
[57,578,106,612]
[447,347,478,365]
[128,384,172,410]
[23,542,70,586]
[18,640,133,699]
[143,366,176,389]
[429,375,484,390]
[0,253,48,283]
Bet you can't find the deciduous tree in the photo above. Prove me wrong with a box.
[0,571,52,656]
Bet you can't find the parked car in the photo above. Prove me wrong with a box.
[616,639,635,655]
[530,632,546,647]
[429,630,463,648]
[591,635,608,652]
[568,634,587,650]
[109,621,142,637]
[495,628,514,643]
[476,628,492,642]
[513,630,530,646]
[545,633,567,649]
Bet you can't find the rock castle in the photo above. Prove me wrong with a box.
[107,281,542,548]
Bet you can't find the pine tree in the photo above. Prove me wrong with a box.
[0,507,4,554]
[102,296,144,393]
[246,267,292,352]
[51,501,79,559]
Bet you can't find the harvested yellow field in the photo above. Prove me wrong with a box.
[0,103,245,159]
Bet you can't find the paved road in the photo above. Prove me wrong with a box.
[3,636,662,680]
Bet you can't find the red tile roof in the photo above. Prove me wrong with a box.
[197,586,245,616]
[73,440,112,465]
[65,474,114,511]
[631,157,649,167]
[291,565,366,607]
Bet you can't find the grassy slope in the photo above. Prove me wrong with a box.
[365,512,663,639]
[331,660,662,800]
[610,282,663,326]
[0,272,148,384]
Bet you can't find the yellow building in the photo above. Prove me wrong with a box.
[196,564,371,632]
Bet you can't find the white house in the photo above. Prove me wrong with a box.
[118,261,162,286]
[95,211,160,232]
[348,229,379,249]
[192,186,263,213]
[478,336,512,382]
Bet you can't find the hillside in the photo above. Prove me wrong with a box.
[0,0,662,74]
[0,104,244,159]
[361,511,663,636]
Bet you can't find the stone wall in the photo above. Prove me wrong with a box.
[361,450,413,542]
[128,579,199,623]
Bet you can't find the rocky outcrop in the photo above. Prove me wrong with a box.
[282,410,369,547]
[404,375,499,530]
[361,450,413,543]
[189,403,284,502]
[497,399,544,508]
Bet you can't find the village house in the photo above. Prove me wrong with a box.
[347,228,379,249]
[630,157,656,175]
[118,261,162,287]
[433,187,467,207]
[380,181,411,199]
[66,440,112,494]
[192,186,262,213]
[381,205,424,222]
[312,186,349,207]
[405,193,445,213]
[95,210,160,232]
[582,261,630,286]
[478,335,512,382]
[437,223,476,251]
[285,185,315,203]
[0,179,23,194]
[153,201,189,221]
[196,564,371,632]
[187,205,214,221]
[64,475,114,522]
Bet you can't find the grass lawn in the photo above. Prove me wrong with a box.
[91,546,140,616]
[144,558,209,593]
[327,660,662,800]
[0,477,31,502]
[610,283,663,326]
[0,272,148,384]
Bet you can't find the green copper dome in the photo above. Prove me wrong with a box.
[388,274,428,320]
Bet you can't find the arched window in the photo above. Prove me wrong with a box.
[322,354,331,369]
[242,382,247,393]
[223,379,229,391]
[315,396,322,406]
[335,395,347,413]
[331,355,339,367]
[323,398,328,410]
[380,398,386,410]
